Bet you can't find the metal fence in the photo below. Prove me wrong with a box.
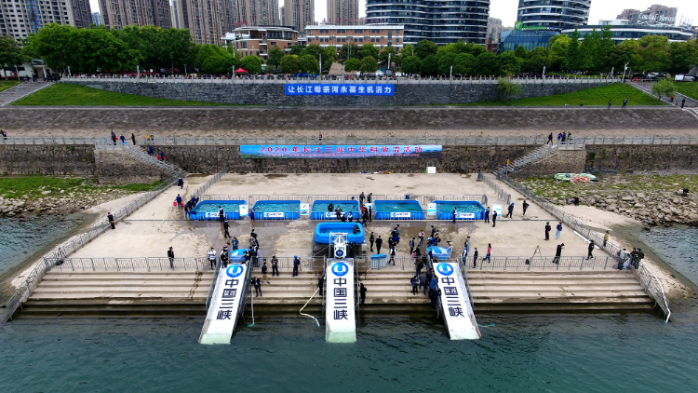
[62,75,620,85]
[46,257,210,272]
[3,134,698,148]
[1,171,182,324]
[462,256,617,271]
[477,172,511,205]
[192,166,227,200]
[94,141,177,175]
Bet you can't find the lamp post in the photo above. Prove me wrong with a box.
[622,63,629,83]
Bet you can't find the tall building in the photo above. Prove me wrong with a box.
[92,12,102,26]
[487,17,503,40]
[365,0,490,45]
[99,0,173,30]
[306,24,404,52]
[0,1,76,40]
[516,0,590,30]
[280,5,285,25]
[284,0,314,33]
[171,1,179,28]
[71,0,93,28]
[234,0,279,27]
[223,25,300,58]
[327,0,359,25]
[180,0,233,44]
[617,5,677,27]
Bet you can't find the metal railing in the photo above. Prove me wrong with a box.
[47,257,209,272]
[205,258,221,309]
[463,255,616,271]
[192,166,228,200]
[61,75,620,85]
[635,262,671,323]
[3,134,698,148]
[2,171,182,324]
[477,172,511,205]
[94,141,177,175]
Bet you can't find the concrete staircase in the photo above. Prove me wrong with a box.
[468,270,657,314]
[0,82,54,106]
[16,270,213,318]
[243,271,322,316]
[358,270,431,315]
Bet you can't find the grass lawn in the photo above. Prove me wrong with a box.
[675,83,698,101]
[0,80,21,93]
[0,175,161,199]
[464,83,663,106]
[11,83,229,106]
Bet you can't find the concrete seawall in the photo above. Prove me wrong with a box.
[64,80,613,106]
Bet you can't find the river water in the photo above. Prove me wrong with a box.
[1,225,697,392]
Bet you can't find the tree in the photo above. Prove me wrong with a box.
[651,79,676,101]
[606,39,640,71]
[241,55,263,74]
[497,78,522,100]
[290,45,305,56]
[565,29,583,71]
[415,40,437,59]
[0,35,26,71]
[497,51,521,76]
[453,53,475,76]
[523,47,549,74]
[360,56,378,73]
[548,34,569,71]
[299,54,319,74]
[401,56,421,74]
[472,52,497,75]
[637,35,670,73]
[669,41,698,74]
[302,44,325,61]
[267,47,285,70]
[344,57,360,72]
[463,42,487,57]
[579,28,600,72]
[437,53,456,76]
[379,46,398,68]
[401,44,415,57]
[323,46,337,69]
[359,43,379,60]
[514,45,528,59]
[339,43,360,60]
[280,55,300,73]
[420,55,439,76]
[28,23,76,70]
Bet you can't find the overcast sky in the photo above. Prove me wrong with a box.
[87,0,696,29]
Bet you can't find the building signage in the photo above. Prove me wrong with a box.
[240,145,442,159]
[325,260,356,343]
[285,84,394,96]
[457,212,475,219]
[300,203,310,215]
[239,204,248,217]
[264,212,284,218]
[514,21,561,32]
[199,263,246,344]
[427,203,437,216]
[205,212,218,219]
[391,212,411,218]
[434,262,481,340]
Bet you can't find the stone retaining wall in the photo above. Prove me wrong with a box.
[67,80,612,106]
[511,150,587,178]
[0,145,95,175]
[585,145,698,173]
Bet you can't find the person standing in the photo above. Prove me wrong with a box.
[418,230,425,247]
[208,247,217,270]
[485,244,492,263]
[587,240,595,260]
[131,133,136,146]
[177,177,183,188]
[464,236,471,257]
[608,100,612,109]
[389,245,396,265]
[409,237,415,255]
[419,271,428,295]
[547,132,553,145]
[176,194,182,208]
[452,207,457,223]
[506,203,514,219]
[167,246,175,270]
[292,256,300,277]
[411,276,419,295]
[111,131,117,145]
[223,221,231,239]
[623,99,628,108]
[492,210,497,227]
[271,256,279,276]
[484,207,490,223]
[681,98,686,108]
[522,200,529,216]
[120,134,126,144]
[218,206,225,221]
[360,283,367,305]
[220,249,229,268]
[262,261,270,284]
[319,132,323,143]
[545,222,551,240]
[253,277,262,297]
[430,225,437,238]
[375,235,383,254]
[369,232,375,252]
[553,243,564,264]
[318,274,325,296]
[232,237,239,250]
[107,212,115,230]
[555,222,563,239]
[359,192,365,205]
[472,248,479,268]
[603,231,610,248]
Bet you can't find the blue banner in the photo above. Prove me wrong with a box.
[285,84,394,96]
[240,145,442,159]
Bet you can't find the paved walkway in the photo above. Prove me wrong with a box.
[0,82,53,106]
[630,81,698,108]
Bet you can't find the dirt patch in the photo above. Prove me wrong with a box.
[264,174,289,179]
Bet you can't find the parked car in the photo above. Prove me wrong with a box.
[675,74,696,82]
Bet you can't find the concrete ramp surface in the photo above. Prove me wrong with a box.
[435,262,481,340]
[325,259,356,343]
[199,264,247,345]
